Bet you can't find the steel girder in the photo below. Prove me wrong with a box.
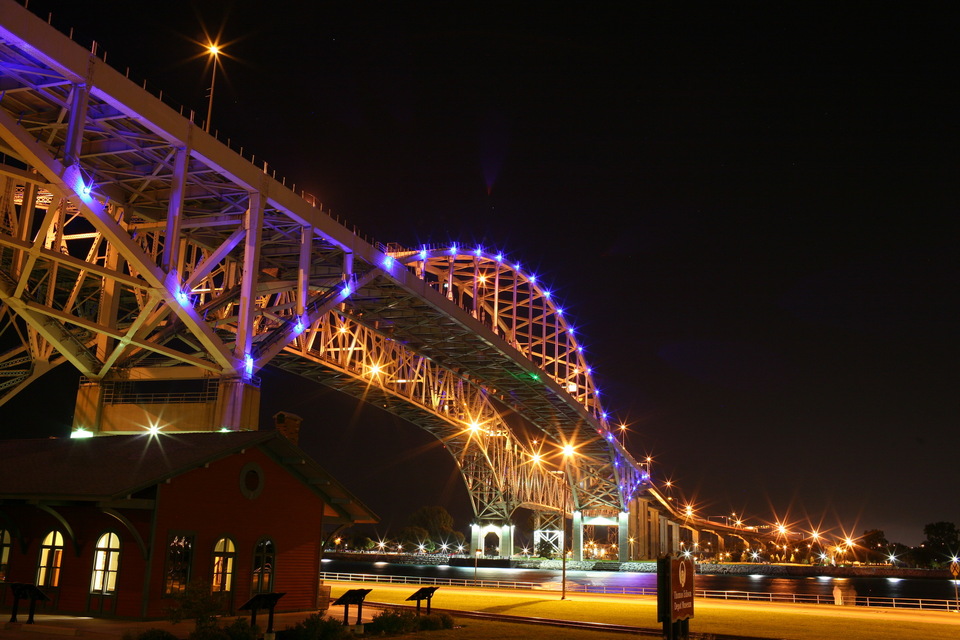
[0,1,661,524]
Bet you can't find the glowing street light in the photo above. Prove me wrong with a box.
[204,43,221,133]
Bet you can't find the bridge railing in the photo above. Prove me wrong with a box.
[319,571,960,611]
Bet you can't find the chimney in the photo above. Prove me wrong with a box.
[273,411,303,445]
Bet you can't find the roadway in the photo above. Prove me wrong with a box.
[3,582,958,640]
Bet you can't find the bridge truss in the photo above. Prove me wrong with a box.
[0,1,736,557]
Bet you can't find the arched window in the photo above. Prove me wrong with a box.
[251,538,275,593]
[211,537,236,592]
[91,532,121,594]
[37,531,64,587]
[0,529,11,582]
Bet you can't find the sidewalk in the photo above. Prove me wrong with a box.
[1,607,376,640]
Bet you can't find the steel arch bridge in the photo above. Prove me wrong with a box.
[0,1,761,560]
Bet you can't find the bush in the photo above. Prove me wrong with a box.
[188,627,228,640]
[280,614,347,640]
[222,618,259,640]
[127,630,179,640]
[365,609,418,635]
[417,614,443,631]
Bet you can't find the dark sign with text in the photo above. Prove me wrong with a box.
[657,555,695,623]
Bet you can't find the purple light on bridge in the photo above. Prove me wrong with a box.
[474,246,483,256]
[175,289,189,306]
[383,255,394,269]
[543,290,552,299]
[244,354,254,378]
[449,243,458,255]
[419,247,427,260]
[495,253,503,262]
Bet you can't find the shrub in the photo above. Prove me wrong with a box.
[131,630,179,640]
[280,614,347,640]
[417,614,443,631]
[222,618,259,640]
[188,627,228,640]
[365,609,418,635]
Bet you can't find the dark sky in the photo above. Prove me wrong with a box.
[4,2,956,547]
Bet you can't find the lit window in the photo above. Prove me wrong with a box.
[251,539,275,594]
[0,529,11,582]
[211,538,236,592]
[37,531,64,587]
[91,532,121,594]
[164,535,193,595]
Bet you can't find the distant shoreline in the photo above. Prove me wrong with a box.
[322,551,953,580]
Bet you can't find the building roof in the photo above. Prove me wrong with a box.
[0,430,377,524]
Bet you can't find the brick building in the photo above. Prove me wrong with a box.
[0,430,376,618]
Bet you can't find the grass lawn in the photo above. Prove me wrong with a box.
[332,582,960,640]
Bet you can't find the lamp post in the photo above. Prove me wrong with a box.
[474,549,482,583]
[204,44,220,133]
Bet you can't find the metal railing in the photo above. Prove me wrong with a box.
[319,571,960,612]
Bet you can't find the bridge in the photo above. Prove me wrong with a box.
[0,1,767,561]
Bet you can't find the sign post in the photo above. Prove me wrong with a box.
[950,561,959,612]
[657,555,694,640]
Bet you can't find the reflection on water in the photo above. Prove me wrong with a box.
[322,559,960,601]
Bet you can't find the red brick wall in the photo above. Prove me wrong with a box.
[144,446,327,617]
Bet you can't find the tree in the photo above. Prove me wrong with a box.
[407,506,456,545]
[923,521,959,557]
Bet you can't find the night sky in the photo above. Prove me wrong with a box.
[3,2,956,547]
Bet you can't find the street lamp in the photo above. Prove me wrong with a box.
[204,43,221,133]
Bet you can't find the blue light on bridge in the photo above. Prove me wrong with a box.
[341,284,351,297]
[244,354,254,378]
[383,255,394,269]
[449,243,458,255]
[175,289,189,306]
[543,289,551,299]
[419,247,428,260]
[474,246,483,256]
[529,274,536,283]
[495,253,503,262]
[294,317,305,334]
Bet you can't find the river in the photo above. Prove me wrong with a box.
[321,558,960,603]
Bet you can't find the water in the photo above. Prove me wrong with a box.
[321,558,960,602]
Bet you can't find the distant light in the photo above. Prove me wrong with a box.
[147,425,162,436]
[556,307,564,316]
[449,244,458,255]
[562,444,575,457]
[514,263,521,272]
[474,246,482,256]
[495,253,503,262]
[207,44,220,56]
[529,274,536,283]
[219,427,232,432]
[70,427,94,439]
[544,289,551,299]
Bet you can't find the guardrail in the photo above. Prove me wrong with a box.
[319,571,960,612]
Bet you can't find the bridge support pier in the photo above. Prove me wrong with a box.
[470,522,515,559]
[72,368,261,435]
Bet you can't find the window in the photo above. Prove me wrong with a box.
[37,531,64,587]
[91,532,121,594]
[211,537,236,592]
[0,529,11,582]
[164,535,194,595]
[251,538,275,593]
